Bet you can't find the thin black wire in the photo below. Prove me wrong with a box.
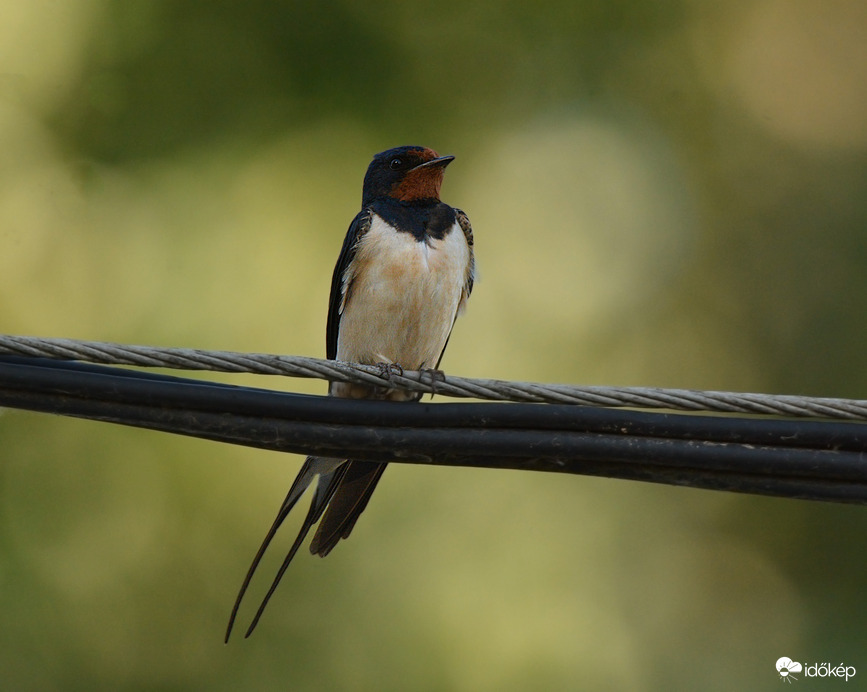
[1,356,866,504]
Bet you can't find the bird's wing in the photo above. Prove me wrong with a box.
[435,208,475,369]
[455,207,475,302]
[326,208,373,361]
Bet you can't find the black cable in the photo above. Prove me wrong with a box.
[1,356,865,504]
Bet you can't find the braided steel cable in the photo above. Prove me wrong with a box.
[1,334,865,420]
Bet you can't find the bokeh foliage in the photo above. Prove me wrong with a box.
[2,1,867,689]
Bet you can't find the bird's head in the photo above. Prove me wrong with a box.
[362,145,455,206]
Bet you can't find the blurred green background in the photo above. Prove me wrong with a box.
[2,1,867,689]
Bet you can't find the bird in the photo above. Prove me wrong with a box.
[225,145,475,641]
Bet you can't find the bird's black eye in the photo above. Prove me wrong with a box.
[389,158,403,170]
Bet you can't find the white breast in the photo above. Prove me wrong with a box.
[336,214,471,371]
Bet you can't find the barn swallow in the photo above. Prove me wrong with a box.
[226,146,475,640]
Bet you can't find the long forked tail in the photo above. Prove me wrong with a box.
[309,461,388,557]
[224,456,345,642]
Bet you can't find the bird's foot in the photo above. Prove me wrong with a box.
[375,362,404,380]
[420,368,446,393]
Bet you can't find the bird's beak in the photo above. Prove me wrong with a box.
[411,155,455,170]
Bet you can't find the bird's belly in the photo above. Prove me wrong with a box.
[336,218,469,376]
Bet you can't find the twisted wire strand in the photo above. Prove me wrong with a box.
[1,334,865,420]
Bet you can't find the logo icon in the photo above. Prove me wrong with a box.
[777,657,803,683]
